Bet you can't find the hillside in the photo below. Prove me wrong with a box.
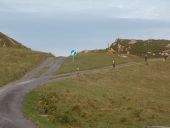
[56,50,142,74]
[0,32,28,49]
[0,32,51,86]
[111,39,170,56]
[24,59,170,128]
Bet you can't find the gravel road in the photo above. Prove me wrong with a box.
[0,57,64,128]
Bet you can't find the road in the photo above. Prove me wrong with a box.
[0,57,169,128]
[0,57,65,128]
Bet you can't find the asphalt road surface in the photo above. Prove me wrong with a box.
[0,57,65,128]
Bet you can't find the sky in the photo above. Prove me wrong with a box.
[0,0,170,56]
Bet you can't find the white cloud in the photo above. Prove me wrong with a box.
[0,0,170,20]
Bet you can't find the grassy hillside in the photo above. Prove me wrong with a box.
[24,59,170,128]
[0,48,50,86]
[0,32,51,86]
[56,50,142,74]
[0,32,28,49]
[111,39,170,56]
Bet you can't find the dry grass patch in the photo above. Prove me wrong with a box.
[0,48,50,86]
[24,59,170,128]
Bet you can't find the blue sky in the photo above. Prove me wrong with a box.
[0,0,170,56]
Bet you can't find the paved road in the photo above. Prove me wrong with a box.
[0,57,65,128]
[0,58,169,128]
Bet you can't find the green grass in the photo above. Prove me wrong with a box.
[0,48,50,86]
[24,59,170,128]
[56,50,142,74]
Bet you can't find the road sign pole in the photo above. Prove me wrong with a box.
[73,56,75,64]
[71,50,77,64]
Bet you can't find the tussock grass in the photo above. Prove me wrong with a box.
[0,48,50,86]
[24,59,170,128]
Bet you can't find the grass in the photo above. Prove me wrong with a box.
[24,58,170,128]
[56,50,142,74]
[0,48,50,86]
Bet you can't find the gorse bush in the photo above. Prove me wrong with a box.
[37,90,100,126]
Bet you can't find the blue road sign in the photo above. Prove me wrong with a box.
[71,50,77,56]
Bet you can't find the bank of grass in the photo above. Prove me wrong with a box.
[24,59,170,128]
[56,50,142,74]
[0,48,50,86]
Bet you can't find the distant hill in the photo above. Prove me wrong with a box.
[0,32,52,86]
[0,32,28,49]
[110,39,170,56]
